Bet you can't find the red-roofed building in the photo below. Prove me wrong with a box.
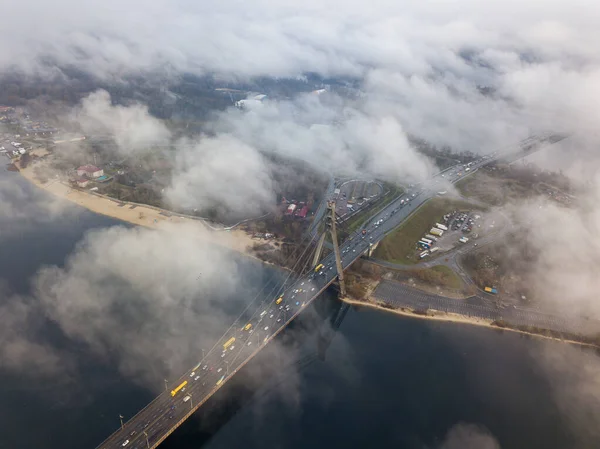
[75,178,89,188]
[77,164,104,178]
[295,205,309,218]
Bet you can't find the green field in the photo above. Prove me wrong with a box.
[410,265,463,289]
[373,197,478,265]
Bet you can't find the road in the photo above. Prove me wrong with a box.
[97,134,568,449]
[373,280,595,335]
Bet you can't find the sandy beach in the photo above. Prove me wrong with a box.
[16,156,262,258]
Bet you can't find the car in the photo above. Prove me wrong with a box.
[217,368,222,373]
[353,249,356,252]
[143,423,149,429]
[122,440,130,447]
[296,301,300,305]
[130,431,136,437]
[190,372,195,377]
[247,341,252,346]
[183,395,190,402]
[230,345,235,350]
[221,353,226,358]
[195,375,200,381]
[181,387,186,392]
[277,318,282,322]
[301,282,304,286]
[279,305,284,310]
[264,326,269,331]
[269,314,274,318]
[311,288,315,291]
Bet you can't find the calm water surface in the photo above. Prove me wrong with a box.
[0,168,587,449]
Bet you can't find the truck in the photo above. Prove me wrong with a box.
[430,228,443,237]
[484,287,498,294]
[435,223,448,231]
[421,238,433,245]
[430,247,440,253]
[418,240,431,248]
[315,263,324,272]
[419,251,429,259]
[459,237,469,243]
[223,337,236,350]
[425,234,438,241]
[171,381,188,397]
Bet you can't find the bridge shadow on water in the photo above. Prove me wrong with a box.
[159,286,349,449]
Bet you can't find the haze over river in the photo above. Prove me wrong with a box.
[0,168,593,449]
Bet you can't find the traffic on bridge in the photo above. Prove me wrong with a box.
[96,134,568,449]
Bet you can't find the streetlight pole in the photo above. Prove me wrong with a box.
[119,415,124,430]
[143,431,150,448]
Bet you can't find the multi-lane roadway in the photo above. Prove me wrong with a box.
[97,135,566,449]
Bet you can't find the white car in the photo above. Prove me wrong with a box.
[221,353,226,358]
[194,375,200,381]
[311,288,315,291]
[264,326,269,331]
[229,345,235,350]
[247,341,252,346]
[190,372,195,377]
[122,440,129,447]
[269,314,274,318]
[301,282,304,286]
[217,368,223,373]
[183,395,190,402]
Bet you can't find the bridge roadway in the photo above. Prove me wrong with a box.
[97,134,567,449]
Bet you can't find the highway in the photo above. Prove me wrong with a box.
[96,134,567,449]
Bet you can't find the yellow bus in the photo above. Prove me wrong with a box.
[223,337,236,350]
[276,297,283,305]
[243,323,252,331]
[216,375,225,386]
[315,263,324,272]
[171,380,188,397]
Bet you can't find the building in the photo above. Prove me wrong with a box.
[76,178,89,188]
[295,205,309,219]
[285,204,297,216]
[77,165,103,178]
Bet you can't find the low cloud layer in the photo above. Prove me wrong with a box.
[439,423,500,449]
[0,222,263,387]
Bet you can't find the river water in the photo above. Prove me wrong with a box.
[0,168,593,449]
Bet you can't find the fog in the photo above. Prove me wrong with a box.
[1,0,600,444]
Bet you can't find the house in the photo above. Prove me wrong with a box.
[76,178,89,188]
[77,164,104,178]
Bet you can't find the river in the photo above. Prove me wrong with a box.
[0,167,593,449]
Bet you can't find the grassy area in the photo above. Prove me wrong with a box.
[373,197,478,265]
[408,265,464,290]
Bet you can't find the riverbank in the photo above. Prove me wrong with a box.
[342,296,600,349]
[15,157,267,260]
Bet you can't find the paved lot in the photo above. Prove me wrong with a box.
[373,280,595,335]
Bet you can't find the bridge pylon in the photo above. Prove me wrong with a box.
[327,200,346,298]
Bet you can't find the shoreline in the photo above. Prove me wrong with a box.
[341,297,600,349]
[15,158,271,264]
